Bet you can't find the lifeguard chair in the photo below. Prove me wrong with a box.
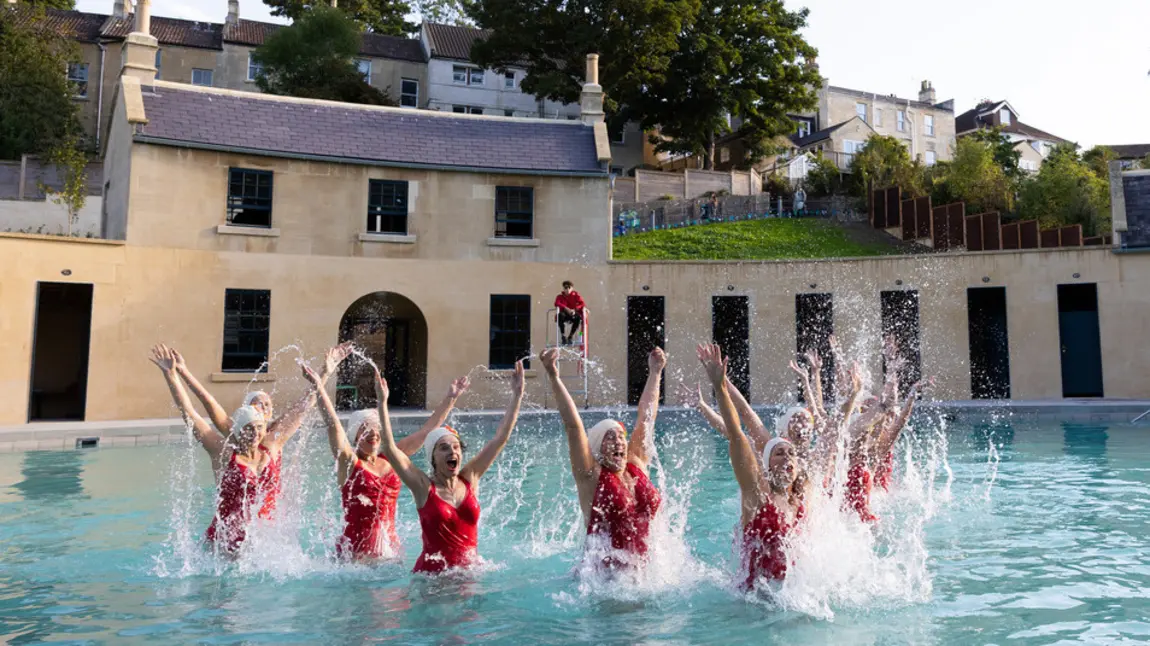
[545,307,589,407]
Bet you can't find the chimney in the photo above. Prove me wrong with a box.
[112,0,130,19]
[226,0,239,24]
[579,53,605,126]
[119,0,158,84]
[918,80,936,105]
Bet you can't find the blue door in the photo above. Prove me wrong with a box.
[1057,284,1104,398]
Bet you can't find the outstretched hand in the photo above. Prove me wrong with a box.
[372,365,390,404]
[788,359,809,380]
[149,344,176,373]
[648,347,667,374]
[448,376,471,399]
[677,382,706,409]
[511,359,526,397]
[322,342,355,381]
[540,348,560,376]
[300,362,322,386]
[696,343,727,386]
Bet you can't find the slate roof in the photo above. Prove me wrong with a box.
[424,22,490,61]
[5,6,106,43]
[954,103,1069,144]
[827,85,951,112]
[136,84,604,176]
[221,19,425,62]
[221,18,280,47]
[103,15,223,49]
[1106,144,1150,160]
[791,119,854,147]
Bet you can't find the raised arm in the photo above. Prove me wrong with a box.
[462,361,525,482]
[264,344,352,450]
[806,350,828,418]
[629,347,666,470]
[541,348,595,478]
[815,362,866,473]
[171,348,232,434]
[678,382,728,439]
[373,367,431,504]
[150,345,224,458]
[699,344,765,512]
[397,376,470,456]
[302,362,354,465]
[873,378,931,461]
[725,376,769,454]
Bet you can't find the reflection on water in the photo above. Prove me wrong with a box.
[1062,423,1108,460]
[12,450,86,500]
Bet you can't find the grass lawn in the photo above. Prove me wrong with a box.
[612,218,902,261]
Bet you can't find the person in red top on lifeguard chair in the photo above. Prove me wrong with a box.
[555,281,585,345]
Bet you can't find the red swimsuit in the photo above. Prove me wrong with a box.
[587,463,661,567]
[257,446,281,519]
[413,477,480,573]
[205,453,261,553]
[338,456,402,560]
[742,498,804,587]
[874,451,894,492]
[846,462,879,523]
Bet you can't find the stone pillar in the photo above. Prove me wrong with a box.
[112,0,130,19]
[226,0,239,24]
[579,54,605,126]
[119,0,157,84]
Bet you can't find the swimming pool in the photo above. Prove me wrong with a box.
[2,414,1148,644]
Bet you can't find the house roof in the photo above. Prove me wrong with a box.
[135,83,605,176]
[221,18,280,47]
[827,85,953,112]
[5,6,106,43]
[221,19,425,62]
[791,118,860,147]
[423,22,491,61]
[103,15,223,50]
[955,101,1070,144]
[1104,144,1150,160]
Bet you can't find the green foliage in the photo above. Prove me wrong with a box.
[612,218,900,260]
[470,0,699,113]
[1081,145,1118,178]
[803,152,841,197]
[262,0,413,35]
[412,0,474,25]
[0,7,83,159]
[764,171,792,199]
[16,0,76,9]
[1017,144,1110,236]
[627,0,821,169]
[929,137,1014,214]
[252,6,397,106]
[964,127,1022,179]
[848,135,923,198]
[39,128,88,235]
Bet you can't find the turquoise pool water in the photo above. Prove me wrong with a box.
[2,415,1149,644]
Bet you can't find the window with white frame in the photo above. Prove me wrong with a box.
[874,107,883,127]
[1000,109,1011,125]
[452,65,468,84]
[897,110,906,132]
[400,78,419,107]
[66,62,89,98]
[925,150,937,166]
[469,68,484,85]
[191,68,214,87]
[1031,141,1044,155]
[452,105,483,114]
[796,120,811,138]
[855,102,867,123]
[924,114,935,136]
[843,139,866,155]
[1020,159,1039,172]
[247,53,263,81]
[504,71,516,89]
[356,59,372,84]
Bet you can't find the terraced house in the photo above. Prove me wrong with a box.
[10,1,429,154]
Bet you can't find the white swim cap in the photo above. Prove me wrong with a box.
[774,406,811,438]
[762,436,794,467]
[587,419,626,462]
[346,409,380,444]
[243,390,269,406]
[231,405,264,436]
[423,426,460,462]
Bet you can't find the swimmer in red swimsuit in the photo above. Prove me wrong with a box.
[695,343,808,588]
[304,358,471,562]
[541,346,665,571]
[152,343,346,515]
[374,361,525,574]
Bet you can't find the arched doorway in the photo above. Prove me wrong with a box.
[338,292,428,410]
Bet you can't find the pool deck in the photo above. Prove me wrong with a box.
[1,400,1148,452]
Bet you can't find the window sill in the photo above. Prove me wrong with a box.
[358,232,416,244]
[487,237,540,248]
[484,369,538,379]
[217,224,280,238]
[211,372,276,383]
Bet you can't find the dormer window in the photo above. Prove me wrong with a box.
[1000,109,1011,126]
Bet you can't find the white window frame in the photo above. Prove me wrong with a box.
[1000,109,1011,126]
[925,150,937,166]
[843,139,866,155]
[874,107,882,127]
[356,59,372,84]
[247,53,263,82]
[796,120,811,138]
[452,65,468,84]
[925,114,935,136]
[897,110,906,132]
[469,68,484,86]
[66,62,89,98]
[855,102,867,123]
[400,78,419,107]
[1031,141,1043,154]
[504,71,516,89]
[191,68,214,87]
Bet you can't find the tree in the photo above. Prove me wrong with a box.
[803,152,841,197]
[262,0,413,36]
[848,135,923,198]
[1081,145,1117,179]
[469,0,700,115]
[930,137,1015,214]
[964,127,1022,179]
[39,128,88,236]
[0,6,83,159]
[628,0,820,169]
[1017,143,1110,236]
[253,6,397,106]
[412,0,474,25]
[16,0,76,10]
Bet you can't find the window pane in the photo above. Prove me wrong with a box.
[453,66,467,83]
[489,295,532,369]
[401,78,418,107]
[356,59,371,83]
[227,168,273,227]
[494,187,534,238]
[192,68,213,86]
[504,71,515,88]
[469,68,484,85]
[222,288,271,372]
[367,179,409,234]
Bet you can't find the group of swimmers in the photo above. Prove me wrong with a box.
[149,334,928,589]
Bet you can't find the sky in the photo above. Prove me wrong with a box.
[74,0,1150,148]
